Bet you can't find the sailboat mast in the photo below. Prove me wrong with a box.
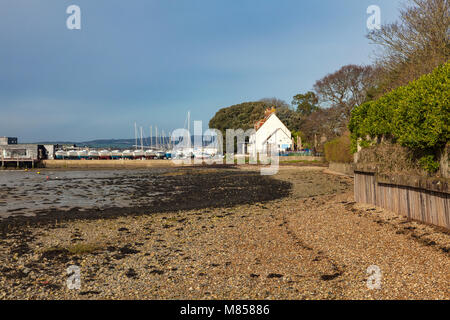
[162,130,166,149]
[140,127,143,151]
[134,122,138,150]
[168,131,171,149]
[187,111,191,147]
[150,126,152,148]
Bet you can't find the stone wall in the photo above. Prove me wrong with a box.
[328,162,355,176]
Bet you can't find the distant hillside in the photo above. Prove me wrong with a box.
[34,137,167,149]
[34,136,214,149]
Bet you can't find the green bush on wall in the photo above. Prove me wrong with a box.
[324,133,353,163]
[349,61,450,173]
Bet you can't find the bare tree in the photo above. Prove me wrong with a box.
[313,65,376,120]
[301,106,348,149]
[367,0,450,90]
[259,97,291,109]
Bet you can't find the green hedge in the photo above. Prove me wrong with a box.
[349,61,450,172]
[324,134,353,163]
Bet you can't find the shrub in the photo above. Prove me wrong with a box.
[349,62,450,173]
[418,155,440,174]
[324,133,353,163]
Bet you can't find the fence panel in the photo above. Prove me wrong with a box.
[354,172,449,229]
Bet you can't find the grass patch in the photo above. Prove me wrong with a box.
[66,243,101,255]
[280,159,322,164]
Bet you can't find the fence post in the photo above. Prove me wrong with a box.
[354,138,362,163]
[439,143,449,178]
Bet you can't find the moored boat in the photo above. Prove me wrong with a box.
[111,150,122,159]
[144,149,156,159]
[193,151,211,160]
[133,150,145,159]
[155,151,166,159]
[88,150,100,159]
[122,150,133,160]
[67,150,78,159]
[99,150,112,159]
[55,150,67,160]
[77,150,89,160]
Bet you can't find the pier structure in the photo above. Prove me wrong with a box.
[0,137,55,168]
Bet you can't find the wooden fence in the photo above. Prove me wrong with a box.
[355,170,449,229]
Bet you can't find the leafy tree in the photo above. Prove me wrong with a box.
[274,106,303,132]
[291,91,319,116]
[209,99,303,135]
[208,101,266,134]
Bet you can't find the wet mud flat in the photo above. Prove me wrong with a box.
[0,167,291,229]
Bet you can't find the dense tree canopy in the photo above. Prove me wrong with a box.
[208,101,269,134]
[208,99,302,135]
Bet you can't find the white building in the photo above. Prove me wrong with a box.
[247,109,292,155]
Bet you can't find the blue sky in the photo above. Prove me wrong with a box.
[0,0,402,142]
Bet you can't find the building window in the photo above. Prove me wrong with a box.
[9,149,27,158]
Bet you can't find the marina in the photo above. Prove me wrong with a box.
[0,115,222,168]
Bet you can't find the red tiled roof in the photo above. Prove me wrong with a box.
[254,108,276,131]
